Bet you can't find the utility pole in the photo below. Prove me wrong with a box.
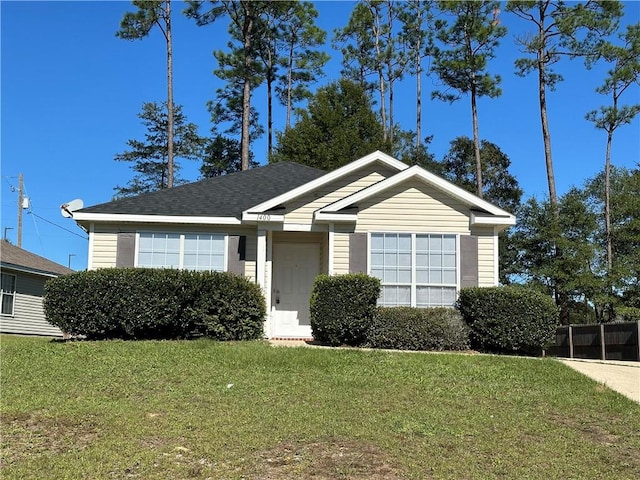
[17,173,24,248]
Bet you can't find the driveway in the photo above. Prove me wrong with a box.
[559,358,640,403]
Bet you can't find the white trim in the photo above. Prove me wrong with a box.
[314,212,358,223]
[470,211,515,227]
[328,223,335,275]
[0,265,60,278]
[281,223,314,232]
[493,227,500,286]
[74,212,242,225]
[241,213,285,223]
[243,151,408,215]
[256,229,267,295]
[318,166,516,225]
[87,223,95,270]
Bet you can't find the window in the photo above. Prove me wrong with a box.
[137,233,226,271]
[370,233,457,307]
[1,273,16,316]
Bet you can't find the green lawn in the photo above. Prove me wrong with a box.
[1,335,639,479]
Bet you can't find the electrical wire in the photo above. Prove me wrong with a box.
[27,211,88,240]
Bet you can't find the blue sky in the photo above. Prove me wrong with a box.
[2,0,639,271]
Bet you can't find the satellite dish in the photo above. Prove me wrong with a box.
[61,199,84,218]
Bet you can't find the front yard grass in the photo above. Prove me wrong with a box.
[1,335,639,479]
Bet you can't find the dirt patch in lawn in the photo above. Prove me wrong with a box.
[0,412,98,466]
[252,437,405,479]
[550,413,640,467]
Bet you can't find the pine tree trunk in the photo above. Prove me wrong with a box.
[372,5,387,141]
[166,0,175,188]
[471,84,483,198]
[267,71,273,158]
[241,3,252,171]
[537,9,557,210]
[286,42,294,130]
[415,12,422,148]
[467,23,482,198]
[605,129,613,273]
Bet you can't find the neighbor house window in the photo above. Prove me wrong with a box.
[137,233,226,271]
[1,273,16,316]
[370,233,457,307]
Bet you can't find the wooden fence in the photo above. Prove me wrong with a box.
[548,321,640,361]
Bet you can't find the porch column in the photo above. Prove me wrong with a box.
[257,228,267,293]
[328,222,335,275]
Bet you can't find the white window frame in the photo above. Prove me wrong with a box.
[1,272,17,316]
[134,232,228,272]
[368,232,459,307]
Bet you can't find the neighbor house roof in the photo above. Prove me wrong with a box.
[0,241,74,277]
[74,162,326,222]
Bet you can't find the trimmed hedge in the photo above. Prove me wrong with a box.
[457,286,559,354]
[43,268,266,340]
[366,307,470,351]
[310,274,381,346]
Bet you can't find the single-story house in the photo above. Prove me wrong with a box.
[71,151,515,339]
[0,240,73,337]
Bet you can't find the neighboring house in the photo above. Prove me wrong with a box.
[71,151,515,339]
[0,240,73,337]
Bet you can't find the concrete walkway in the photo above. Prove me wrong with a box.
[559,358,640,404]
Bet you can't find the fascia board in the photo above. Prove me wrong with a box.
[241,212,285,222]
[470,211,516,226]
[313,212,358,223]
[319,166,516,220]
[73,212,242,225]
[1,263,60,278]
[243,151,408,215]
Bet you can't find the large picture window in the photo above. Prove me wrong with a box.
[137,233,226,272]
[1,273,16,316]
[370,233,457,307]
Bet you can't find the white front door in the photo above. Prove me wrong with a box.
[272,243,320,338]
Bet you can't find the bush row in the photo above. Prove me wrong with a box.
[44,268,266,340]
[310,275,559,354]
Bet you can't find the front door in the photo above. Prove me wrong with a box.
[272,243,320,338]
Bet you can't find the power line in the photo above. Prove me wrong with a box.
[27,211,88,240]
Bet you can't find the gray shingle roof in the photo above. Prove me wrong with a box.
[79,162,326,217]
[1,241,74,276]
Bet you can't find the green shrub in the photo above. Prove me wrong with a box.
[366,307,470,351]
[617,306,640,322]
[44,268,265,340]
[310,274,381,346]
[457,286,559,355]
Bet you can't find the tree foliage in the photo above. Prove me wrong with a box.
[114,102,202,198]
[271,79,391,170]
[200,134,258,178]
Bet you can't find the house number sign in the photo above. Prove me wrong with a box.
[257,214,271,221]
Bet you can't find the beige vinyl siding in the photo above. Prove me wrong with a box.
[355,179,470,233]
[332,224,354,275]
[90,224,257,277]
[0,271,63,337]
[92,225,120,269]
[243,233,257,281]
[284,163,397,224]
[473,226,496,286]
